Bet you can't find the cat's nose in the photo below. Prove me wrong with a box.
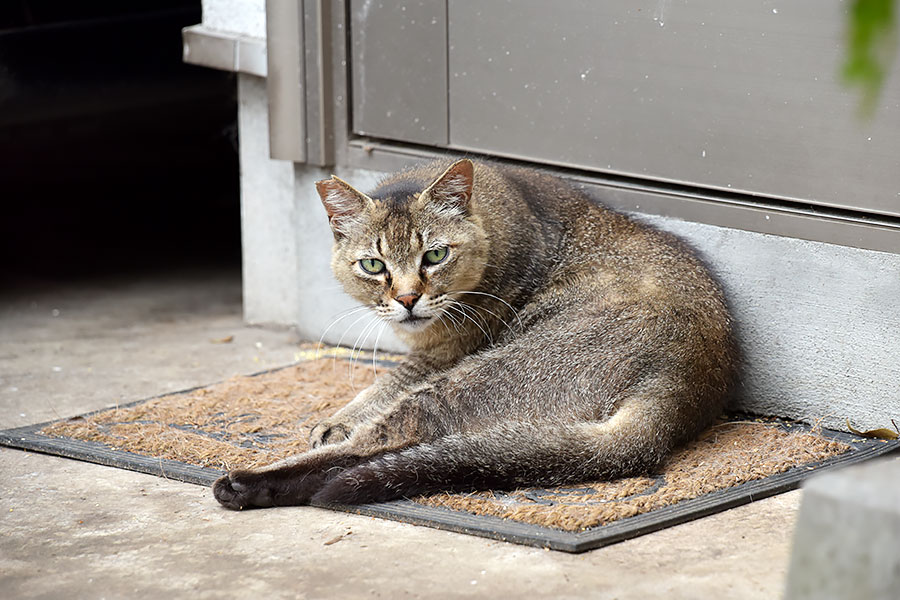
[395,293,421,311]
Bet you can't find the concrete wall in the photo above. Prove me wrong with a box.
[785,457,900,599]
[237,74,298,326]
[201,0,266,38]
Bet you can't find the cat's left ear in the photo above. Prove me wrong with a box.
[422,159,474,217]
[315,176,371,237]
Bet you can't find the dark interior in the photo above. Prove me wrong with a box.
[0,1,242,285]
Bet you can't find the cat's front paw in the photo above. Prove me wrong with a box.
[213,471,274,510]
[309,421,351,448]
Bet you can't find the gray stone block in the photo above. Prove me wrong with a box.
[785,456,900,600]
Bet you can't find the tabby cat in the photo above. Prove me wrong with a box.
[213,159,738,509]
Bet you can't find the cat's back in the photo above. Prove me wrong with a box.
[480,163,708,281]
[481,162,733,346]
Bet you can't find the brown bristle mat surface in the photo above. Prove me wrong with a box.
[417,423,845,531]
[40,357,381,472]
[3,355,898,552]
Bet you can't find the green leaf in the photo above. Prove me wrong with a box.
[842,0,898,117]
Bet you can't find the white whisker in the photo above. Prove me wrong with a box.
[435,313,456,337]
[332,311,377,375]
[446,301,494,345]
[457,299,517,336]
[315,306,370,359]
[452,290,524,329]
[349,317,382,391]
[440,304,465,334]
[370,321,388,380]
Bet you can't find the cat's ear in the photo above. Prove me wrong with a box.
[422,159,474,217]
[315,176,371,236]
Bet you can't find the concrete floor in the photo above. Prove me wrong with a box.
[0,269,800,599]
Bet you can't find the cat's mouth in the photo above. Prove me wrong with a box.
[395,315,434,331]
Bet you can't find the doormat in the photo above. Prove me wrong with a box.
[2,352,897,553]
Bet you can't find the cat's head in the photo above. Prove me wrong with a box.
[315,159,489,335]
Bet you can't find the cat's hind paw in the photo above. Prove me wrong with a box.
[311,463,405,505]
[212,471,274,510]
[309,421,351,448]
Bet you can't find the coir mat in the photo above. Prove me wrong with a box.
[1,352,897,553]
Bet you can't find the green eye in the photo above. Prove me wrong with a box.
[423,246,449,266]
[359,258,386,274]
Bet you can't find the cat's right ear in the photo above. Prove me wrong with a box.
[315,176,370,237]
[422,159,475,217]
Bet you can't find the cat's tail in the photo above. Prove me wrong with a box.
[311,401,693,505]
